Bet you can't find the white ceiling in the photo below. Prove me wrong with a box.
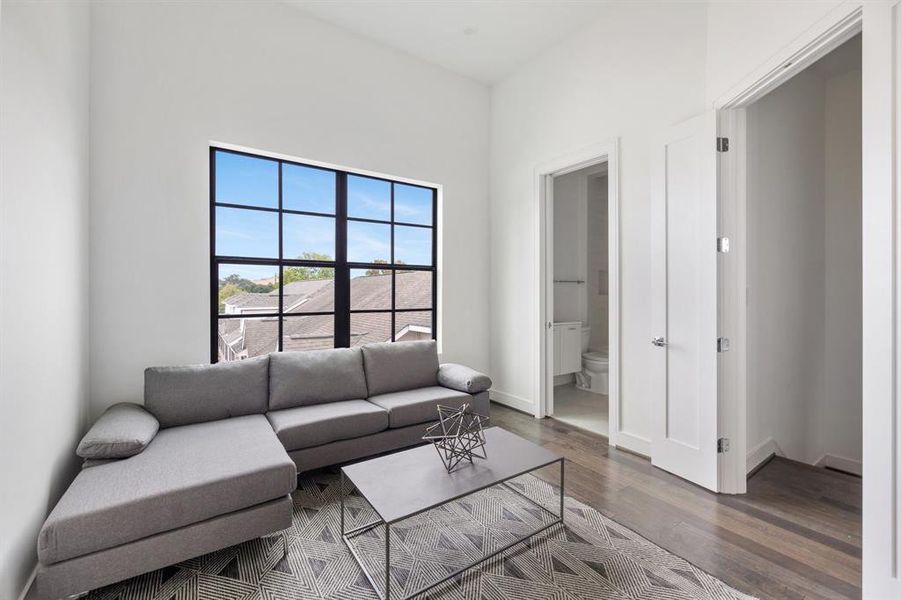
[286,1,610,84]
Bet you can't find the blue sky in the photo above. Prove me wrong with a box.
[215,152,278,208]
[394,225,431,265]
[215,151,432,267]
[216,206,278,258]
[394,183,432,225]
[284,163,335,214]
[347,220,389,263]
[284,213,335,258]
[348,175,390,220]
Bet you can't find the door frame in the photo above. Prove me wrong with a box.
[534,139,620,447]
[714,7,862,494]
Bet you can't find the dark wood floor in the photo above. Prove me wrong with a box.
[491,403,862,600]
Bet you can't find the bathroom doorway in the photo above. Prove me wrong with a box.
[536,139,619,446]
[548,161,610,437]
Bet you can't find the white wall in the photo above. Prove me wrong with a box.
[89,0,490,415]
[820,57,862,472]
[489,1,706,449]
[705,0,848,104]
[746,37,861,472]
[0,1,92,598]
[746,67,827,467]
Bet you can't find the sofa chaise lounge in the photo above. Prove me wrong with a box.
[31,340,491,599]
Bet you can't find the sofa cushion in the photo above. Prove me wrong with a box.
[76,403,159,459]
[38,415,295,565]
[266,400,388,451]
[144,356,269,428]
[361,340,439,396]
[368,386,471,428]
[437,363,492,394]
[269,348,368,410]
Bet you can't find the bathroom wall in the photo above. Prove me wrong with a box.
[552,169,587,325]
[587,173,609,351]
[746,36,861,474]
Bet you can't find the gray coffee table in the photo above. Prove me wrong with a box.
[340,426,564,600]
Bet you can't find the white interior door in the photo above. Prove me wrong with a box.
[650,111,719,491]
[544,175,555,416]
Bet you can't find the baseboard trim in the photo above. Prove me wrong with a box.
[747,437,783,474]
[614,430,651,458]
[489,389,535,416]
[17,563,37,600]
[815,453,862,476]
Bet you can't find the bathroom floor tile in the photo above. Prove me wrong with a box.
[552,383,608,436]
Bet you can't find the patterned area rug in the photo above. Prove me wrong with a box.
[86,469,755,599]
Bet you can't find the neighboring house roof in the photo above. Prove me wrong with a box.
[222,292,279,310]
[222,278,333,313]
[241,317,281,358]
[395,270,432,310]
[218,271,433,359]
[286,280,336,313]
[218,318,243,346]
[269,279,332,297]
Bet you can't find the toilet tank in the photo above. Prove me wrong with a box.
[581,325,591,353]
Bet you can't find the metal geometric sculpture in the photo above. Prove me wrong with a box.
[423,403,489,473]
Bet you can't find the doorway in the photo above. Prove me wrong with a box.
[549,162,609,436]
[715,20,864,495]
[536,140,620,446]
[744,35,862,477]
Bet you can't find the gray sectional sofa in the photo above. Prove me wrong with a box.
[32,340,491,599]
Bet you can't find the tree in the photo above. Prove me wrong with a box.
[219,274,275,294]
[283,252,334,284]
[365,259,405,276]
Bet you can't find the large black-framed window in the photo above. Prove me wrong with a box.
[211,147,437,363]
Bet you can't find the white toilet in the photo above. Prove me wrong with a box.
[576,325,609,394]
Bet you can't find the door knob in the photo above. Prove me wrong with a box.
[652,336,666,347]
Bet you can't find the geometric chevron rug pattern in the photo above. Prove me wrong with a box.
[84,469,756,600]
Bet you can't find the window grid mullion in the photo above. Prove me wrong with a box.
[391,182,396,342]
[210,148,218,361]
[432,187,438,340]
[277,162,284,352]
[334,172,350,347]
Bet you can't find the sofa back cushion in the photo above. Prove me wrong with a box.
[144,356,269,428]
[268,348,368,410]
[361,340,439,396]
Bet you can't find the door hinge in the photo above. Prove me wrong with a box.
[717,237,730,253]
[717,137,729,152]
[717,337,730,353]
[717,438,730,453]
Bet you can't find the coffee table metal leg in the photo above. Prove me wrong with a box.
[559,458,565,522]
[385,523,391,600]
[340,471,345,537]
